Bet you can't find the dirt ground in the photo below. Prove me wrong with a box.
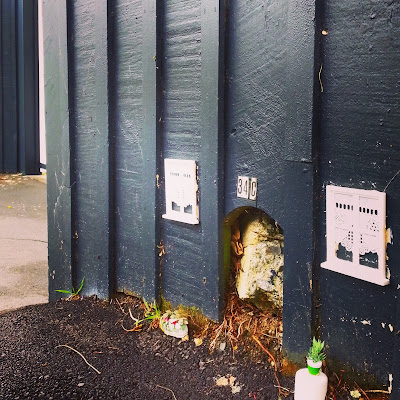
[0,297,296,400]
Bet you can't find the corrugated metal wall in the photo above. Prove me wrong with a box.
[0,0,39,174]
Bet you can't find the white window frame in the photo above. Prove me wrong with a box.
[162,159,199,225]
[321,185,389,286]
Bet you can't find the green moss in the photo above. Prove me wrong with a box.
[159,295,172,312]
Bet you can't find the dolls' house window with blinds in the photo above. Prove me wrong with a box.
[321,185,389,286]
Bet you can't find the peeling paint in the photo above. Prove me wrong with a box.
[386,228,393,245]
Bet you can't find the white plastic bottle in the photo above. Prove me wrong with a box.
[294,360,328,400]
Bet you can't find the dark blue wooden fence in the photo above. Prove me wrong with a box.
[43,0,400,393]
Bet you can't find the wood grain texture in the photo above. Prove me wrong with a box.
[200,0,226,319]
[43,0,72,301]
[318,0,400,386]
[69,0,110,298]
[160,0,205,311]
[224,0,288,222]
[112,0,145,295]
[162,0,201,160]
[225,0,316,359]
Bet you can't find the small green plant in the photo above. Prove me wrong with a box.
[143,299,162,329]
[56,277,85,298]
[307,337,326,363]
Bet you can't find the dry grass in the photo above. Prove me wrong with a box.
[209,291,282,360]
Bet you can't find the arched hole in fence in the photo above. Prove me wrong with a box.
[223,207,284,316]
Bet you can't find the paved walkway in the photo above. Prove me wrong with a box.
[0,174,48,313]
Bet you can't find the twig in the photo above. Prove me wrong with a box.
[121,318,142,332]
[331,371,343,399]
[354,381,370,400]
[384,169,400,192]
[155,384,178,400]
[129,308,142,324]
[365,389,390,394]
[273,385,294,394]
[115,298,125,314]
[319,64,324,93]
[252,335,289,397]
[55,345,101,375]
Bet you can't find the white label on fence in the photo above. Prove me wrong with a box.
[249,178,257,200]
[237,176,249,199]
[321,185,389,286]
[162,159,199,224]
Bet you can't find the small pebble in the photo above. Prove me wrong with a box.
[78,383,85,387]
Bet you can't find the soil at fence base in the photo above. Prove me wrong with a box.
[0,297,296,400]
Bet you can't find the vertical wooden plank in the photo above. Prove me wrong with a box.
[43,0,73,301]
[200,0,225,319]
[92,0,111,297]
[319,0,400,386]
[282,0,317,362]
[93,0,112,297]
[111,0,145,297]
[223,0,288,220]
[141,0,160,301]
[1,0,18,172]
[159,0,204,311]
[71,0,111,298]
[284,0,316,162]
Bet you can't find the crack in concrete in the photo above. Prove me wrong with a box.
[0,237,48,244]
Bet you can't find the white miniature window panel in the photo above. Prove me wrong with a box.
[321,185,389,286]
[162,159,199,225]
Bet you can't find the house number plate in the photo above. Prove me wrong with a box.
[237,176,257,200]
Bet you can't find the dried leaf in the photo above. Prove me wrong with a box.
[216,377,229,386]
[231,385,241,394]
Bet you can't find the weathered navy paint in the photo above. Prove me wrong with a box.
[285,0,316,163]
[1,0,18,172]
[141,0,162,301]
[0,0,39,174]
[200,0,226,318]
[17,0,39,175]
[224,0,316,361]
[44,0,400,383]
[160,0,204,311]
[318,0,400,388]
[109,0,161,302]
[110,0,145,297]
[43,0,73,301]
[69,0,111,298]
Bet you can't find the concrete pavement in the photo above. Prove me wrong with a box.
[0,174,48,313]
